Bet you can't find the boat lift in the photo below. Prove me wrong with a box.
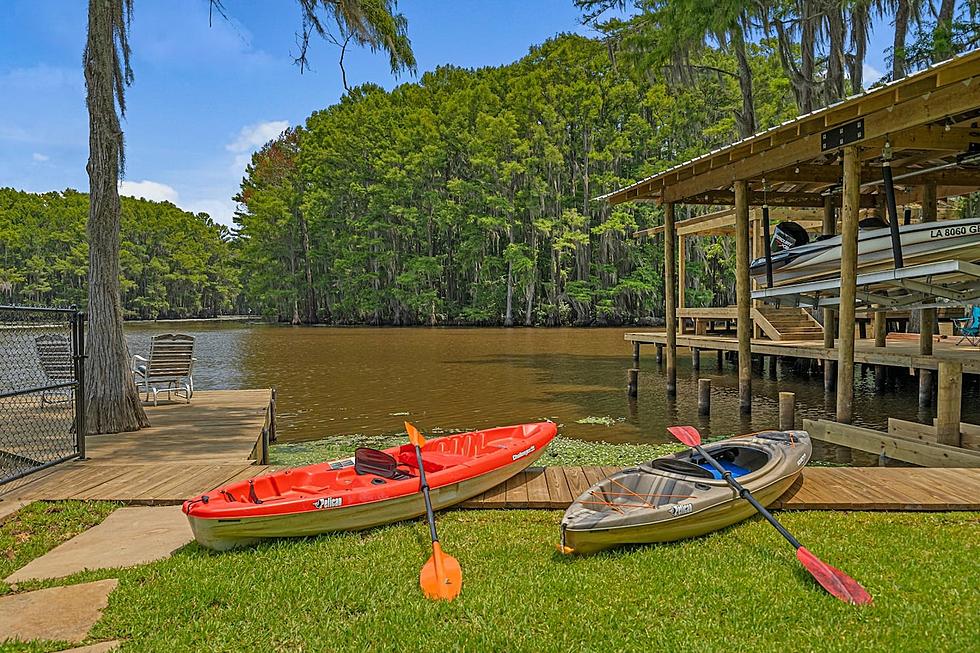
[751,259,980,311]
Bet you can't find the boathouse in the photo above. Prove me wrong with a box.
[602,49,980,461]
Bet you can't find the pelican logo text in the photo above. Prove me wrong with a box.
[797,453,807,466]
[313,497,343,509]
[668,503,693,516]
[512,445,535,461]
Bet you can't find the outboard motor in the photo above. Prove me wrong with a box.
[771,221,809,252]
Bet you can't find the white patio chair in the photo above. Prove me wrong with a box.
[131,334,196,405]
[35,334,73,405]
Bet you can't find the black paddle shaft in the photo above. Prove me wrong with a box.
[694,444,802,550]
[414,444,439,543]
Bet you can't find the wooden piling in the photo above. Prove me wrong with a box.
[873,309,887,347]
[779,392,796,431]
[692,347,700,370]
[920,182,937,357]
[734,180,752,414]
[822,198,837,389]
[698,378,711,416]
[656,343,663,364]
[664,202,677,396]
[717,349,723,369]
[632,341,641,365]
[836,145,860,424]
[627,368,639,398]
[937,361,963,447]
[918,369,933,407]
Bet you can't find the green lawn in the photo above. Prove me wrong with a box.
[1,502,977,652]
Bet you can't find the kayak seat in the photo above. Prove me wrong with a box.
[397,450,468,472]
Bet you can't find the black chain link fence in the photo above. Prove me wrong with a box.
[0,306,85,486]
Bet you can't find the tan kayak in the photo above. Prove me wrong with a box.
[560,430,811,555]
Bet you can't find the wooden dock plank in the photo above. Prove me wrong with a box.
[504,471,531,508]
[462,466,980,512]
[1,390,271,503]
[522,468,553,508]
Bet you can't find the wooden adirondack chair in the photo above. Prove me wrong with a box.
[131,334,196,405]
[35,334,73,405]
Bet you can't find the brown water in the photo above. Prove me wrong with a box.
[125,322,979,453]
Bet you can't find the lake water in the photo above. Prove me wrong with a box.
[124,322,978,459]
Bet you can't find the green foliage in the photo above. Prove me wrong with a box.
[0,188,240,318]
[232,34,794,325]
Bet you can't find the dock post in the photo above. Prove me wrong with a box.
[918,181,937,357]
[656,343,663,364]
[698,378,711,416]
[937,361,963,447]
[822,198,837,395]
[627,368,639,398]
[768,356,777,379]
[779,392,796,431]
[734,180,752,413]
[835,145,860,424]
[664,202,677,396]
[692,347,701,370]
[632,341,641,365]
[873,309,887,347]
[717,349,723,369]
[918,369,933,407]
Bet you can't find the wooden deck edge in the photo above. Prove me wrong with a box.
[804,419,980,467]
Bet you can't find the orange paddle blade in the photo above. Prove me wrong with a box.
[420,541,461,601]
[405,421,426,447]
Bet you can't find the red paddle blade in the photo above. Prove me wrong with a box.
[796,546,873,605]
[667,425,702,447]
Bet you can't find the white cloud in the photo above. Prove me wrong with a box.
[226,120,290,154]
[119,180,181,204]
[183,198,238,227]
[32,152,49,162]
[862,63,884,87]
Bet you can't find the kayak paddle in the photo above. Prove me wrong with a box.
[667,425,872,605]
[406,421,462,601]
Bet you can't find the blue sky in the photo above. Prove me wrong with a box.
[0,1,891,226]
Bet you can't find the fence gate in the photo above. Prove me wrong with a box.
[0,306,85,486]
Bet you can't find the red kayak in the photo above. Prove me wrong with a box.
[183,421,557,550]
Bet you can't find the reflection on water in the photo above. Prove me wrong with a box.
[125,323,979,457]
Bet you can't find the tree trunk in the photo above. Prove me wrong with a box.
[849,3,869,93]
[934,0,957,62]
[297,210,316,323]
[84,0,148,434]
[825,3,847,103]
[731,25,757,138]
[893,0,910,80]
[504,225,515,327]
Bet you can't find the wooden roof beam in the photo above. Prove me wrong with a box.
[661,76,980,203]
[762,162,980,187]
[682,190,877,208]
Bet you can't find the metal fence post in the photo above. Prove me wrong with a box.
[72,310,87,460]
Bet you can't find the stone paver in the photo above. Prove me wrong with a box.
[0,499,30,525]
[6,506,191,583]
[59,641,121,652]
[0,579,117,644]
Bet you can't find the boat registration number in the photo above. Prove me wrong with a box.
[930,224,980,238]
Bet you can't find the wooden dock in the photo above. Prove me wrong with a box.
[625,332,980,374]
[2,389,977,511]
[0,390,275,504]
[459,466,980,511]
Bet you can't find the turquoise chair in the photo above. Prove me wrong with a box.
[953,305,980,346]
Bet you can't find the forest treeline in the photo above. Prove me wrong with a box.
[0,188,240,319]
[235,34,793,325]
[3,1,976,323]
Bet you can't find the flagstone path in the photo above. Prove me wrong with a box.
[6,505,192,583]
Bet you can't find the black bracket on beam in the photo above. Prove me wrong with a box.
[821,119,865,152]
